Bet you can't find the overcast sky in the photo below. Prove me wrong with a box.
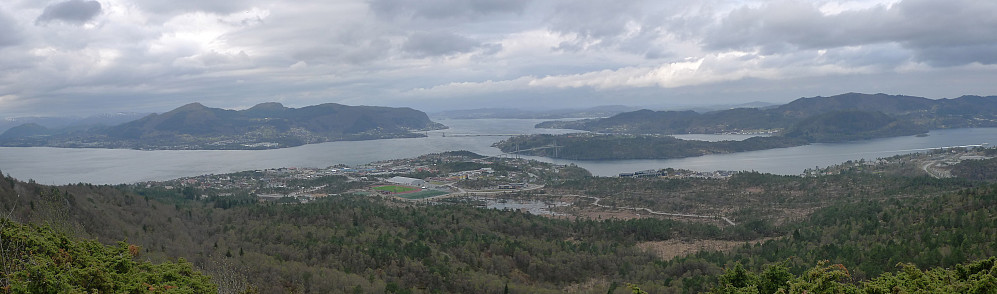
[1,0,996,117]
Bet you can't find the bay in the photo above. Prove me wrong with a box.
[0,118,994,184]
[0,119,577,185]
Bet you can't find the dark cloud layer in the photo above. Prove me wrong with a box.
[548,0,644,39]
[403,31,482,57]
[706,0,997,66]
[370,0,529,19]
[1,0,997,117]
[0,10,22,47]
[35,0,102,25]
[131,0,251,16]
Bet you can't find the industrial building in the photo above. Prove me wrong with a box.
[386,176,426,187]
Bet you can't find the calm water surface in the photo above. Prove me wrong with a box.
[1,118,994,184]
[0,119,574,184]
[548,128,996,176]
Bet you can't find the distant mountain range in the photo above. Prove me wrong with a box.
[0,112,150,134]
[0,102,445,150]
[497,93,997,160]
[429,102,779,120]
[430,105,644,119]
[538,93,997,137]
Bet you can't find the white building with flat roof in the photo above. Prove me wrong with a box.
[387,176,426,187]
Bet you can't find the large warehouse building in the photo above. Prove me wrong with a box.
[386,176,426,187]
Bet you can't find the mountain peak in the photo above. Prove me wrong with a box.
[247,102,286,111]
[176,102,208,111]
[244,102,289,117]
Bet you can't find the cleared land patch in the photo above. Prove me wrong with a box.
[637,237,778,261]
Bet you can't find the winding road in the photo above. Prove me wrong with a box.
[414,185,737,226]
[567,195,737,226]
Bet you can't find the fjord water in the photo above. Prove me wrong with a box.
[1,118,995,184]
[548,127,996,176]
[0,119,577,185]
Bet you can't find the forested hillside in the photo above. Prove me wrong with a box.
[951,149,997,181]
[3,152,997,292]
[782,110,927,142]
[0,170,732,292]
[535,108,790,134]
[500,109,929,160]
[494,133,807,160]
[665,184,997,279]
[709,256,997,293]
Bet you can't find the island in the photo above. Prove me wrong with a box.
[0,102,446,150]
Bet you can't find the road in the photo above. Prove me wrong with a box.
[414,183,545,201]
[920,155,956,179]
[410,185,737,226]
[921,161,941,178]
[567,195,737,226]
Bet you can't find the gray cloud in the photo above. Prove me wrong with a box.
[705,0,997,66]
[914,44,997,67]
[548,0,645,39]
[820,44,912,68]
[243,21,396,65]
[289,40,393,65]
[370,0,530,19]
[130,0,250,16]
[0,10,22,47]
[706,1,828,52]
[546,0,652,54]
[403,31,482,57]
[2,0,997,118]
[35,0,102,25]
[544,0,696,59]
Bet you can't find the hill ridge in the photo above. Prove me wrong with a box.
[1,102,446,150]
[538,93,997,134]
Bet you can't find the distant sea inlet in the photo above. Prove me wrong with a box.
[1,118,995,185]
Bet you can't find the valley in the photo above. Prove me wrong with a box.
[5,0,997,290]
[4,145,997,292]
[4,95,997,293]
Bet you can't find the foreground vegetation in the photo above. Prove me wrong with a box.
[710,256,997,293]
[0,219,216,293]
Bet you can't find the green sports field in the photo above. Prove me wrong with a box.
[396,190,449,199]
[373,185,418,193]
